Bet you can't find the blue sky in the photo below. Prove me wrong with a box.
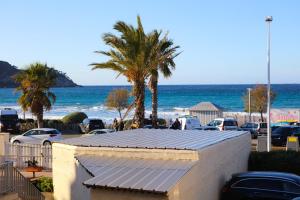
[1,0,300,85]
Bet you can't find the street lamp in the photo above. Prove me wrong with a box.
[247,88,252,122]
[266,16,273,152]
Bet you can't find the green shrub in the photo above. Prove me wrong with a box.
[62,112,87,124]
[249,151,300,175]
[34,177,53,192]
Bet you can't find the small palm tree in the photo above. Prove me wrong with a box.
[14,63,57,128]
[148,31,180,127]
[91,16,154,128]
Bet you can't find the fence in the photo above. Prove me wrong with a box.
[0,161,45,200]
[5,143,52,169]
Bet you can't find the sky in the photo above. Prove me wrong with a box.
[1,0,300,85]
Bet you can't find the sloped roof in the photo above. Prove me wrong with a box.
[189,102,224,112]
[77,155,196,193]
[60,129,247,150]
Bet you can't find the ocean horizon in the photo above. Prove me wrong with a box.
[1,84,300,123]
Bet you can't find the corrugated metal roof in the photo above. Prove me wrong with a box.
[60,129,247,150]
[189,101,223,112]
[77,155,196,193]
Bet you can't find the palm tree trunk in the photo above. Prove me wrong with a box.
[133,80,145,128]
[260,111,264,122]
[151,76,158,128]
[37,112,43,128]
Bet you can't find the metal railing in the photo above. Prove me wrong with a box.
[0,161,45,200]
[5,143,52,169]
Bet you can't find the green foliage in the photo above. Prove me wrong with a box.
[43,119,64,127]
[106,89,130,119]
[243,85,276,121]
[62,112,88,124]
[34,177,53,192]
[14,62,57,128]
[249,151,300,175]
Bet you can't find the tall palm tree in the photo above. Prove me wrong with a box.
[14,63,57,128]
[91,16,154,128]
[148,31,180,127]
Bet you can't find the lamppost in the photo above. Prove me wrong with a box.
[247,88,252,122]
[266,16,273,152]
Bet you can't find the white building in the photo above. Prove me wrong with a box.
[189,102,224,125]
[52,129,251,200]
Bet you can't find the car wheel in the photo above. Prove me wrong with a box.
[13,140,21,145]
[43,141,51,146]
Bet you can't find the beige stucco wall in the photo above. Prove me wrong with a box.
[52,144,92,200]
[0,132,9,160]
[168,133,251,200]
[91,189,168,200]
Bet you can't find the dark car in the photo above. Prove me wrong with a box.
[221,171,300,200]
[143,125,168,129]
[79,118,105,133]
[240,122,259,139]
[271,126,300,146]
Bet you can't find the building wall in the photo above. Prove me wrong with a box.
[52,144,92,200]
[90,189,168,200]
[53,133,250,200]
[190,111,223,125]
[168,133,251,200]
[52,143,199,200]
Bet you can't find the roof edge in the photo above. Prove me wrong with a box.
[82,181,168,195]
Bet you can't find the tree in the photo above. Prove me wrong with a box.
[14,63,57,128]
[105,89,129,119]
[91,16,155,128]
[147,30,180,128]
[243,85,276,122]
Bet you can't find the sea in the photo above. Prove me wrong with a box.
[0,84,300,123]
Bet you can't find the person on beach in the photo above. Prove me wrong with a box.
[171,118,181,130]
[112,118,118,131]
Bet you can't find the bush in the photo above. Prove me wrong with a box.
[33,177,53,192]
[249,151,300,175]
[44,119,62,127]
[62,112,87,124]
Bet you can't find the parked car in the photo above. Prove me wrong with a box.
[194,126,219,131]
[0,108,20,134]
[178,116,201,130]
[10,128,62,145]
[239,122,268,138]
[240,122,259,138]
[221,171,300,200]
[84,129,114,135]
[272,126,300,146]
[79,118,105,133]
[207,118,238,131]
[143,125,168,129]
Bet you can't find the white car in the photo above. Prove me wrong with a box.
[10,128,62,145]
[207,118,238,131]
[83,129,114,136]
[178,116,201,130]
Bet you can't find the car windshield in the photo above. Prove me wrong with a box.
[224,121,237,126]
[260,123,267,128]
[90,120,103,124]
[0,115,18,121]
[272,127,290,135]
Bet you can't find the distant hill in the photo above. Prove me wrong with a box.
[0,61,79,88]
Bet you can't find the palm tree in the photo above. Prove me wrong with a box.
[14,63,57,128]
[147,31,180,127]
[91,16,154,128]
